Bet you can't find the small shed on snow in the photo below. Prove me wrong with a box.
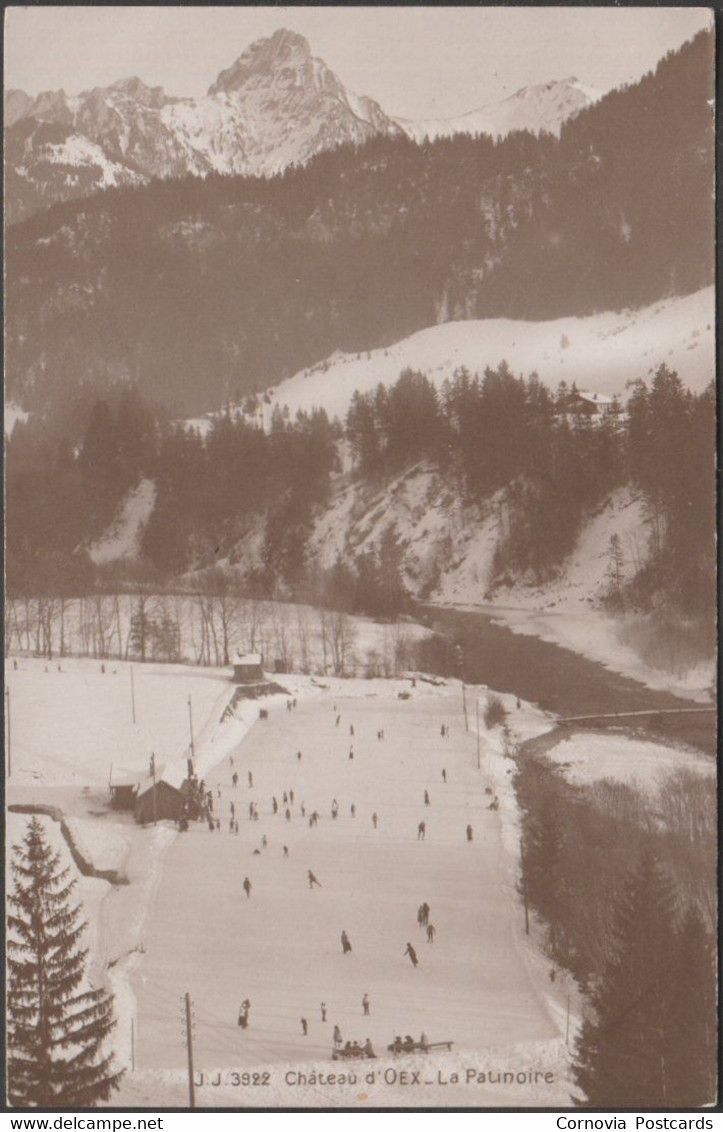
[232,652,264,684]
[134,761,187,825]
[109,767,145,812]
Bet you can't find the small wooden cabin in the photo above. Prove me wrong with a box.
[134,762,187,825]
[232,652,264,684]
[109,767,144,812]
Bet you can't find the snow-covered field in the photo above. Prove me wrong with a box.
[263,288,713,424]
[6,657,234,815]
[543,732,715,793]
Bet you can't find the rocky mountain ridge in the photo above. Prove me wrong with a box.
[5,28,601,224]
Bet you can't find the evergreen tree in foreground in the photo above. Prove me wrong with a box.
[7,818,124,1108]
[574,852,715,1107]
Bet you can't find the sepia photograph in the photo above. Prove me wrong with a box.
[3,4,716,1112]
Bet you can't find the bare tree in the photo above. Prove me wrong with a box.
[295,605,313,674]
[271,603,295,673]
[328,610,356,676]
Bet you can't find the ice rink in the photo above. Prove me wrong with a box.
[130,688,562,1104]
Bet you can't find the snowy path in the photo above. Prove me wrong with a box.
[130,689,563,1105]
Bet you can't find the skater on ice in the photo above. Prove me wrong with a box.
[308,869,322,889]
[442,768,447,783]
[321,1003,327,1022]
[232,772,238,788]
[372,812,379,828]
[248,771,254,787]
[350,803,356,817]
[341,930,352,955]
[427,923,436,944]
[466,824,473,841]
[243,877,252,899]
[417,821,426,840]
[272,796,278,814]
[331,799,339,820]
[362,993,370,1016]
[283,845,289,857]
[301,1018,308,1036]
[404,942,419,968]
[424,790,430,806]
[333,1025,342,1046]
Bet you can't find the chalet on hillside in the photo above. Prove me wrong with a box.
[567,390,615,416]
[232,652,264,684]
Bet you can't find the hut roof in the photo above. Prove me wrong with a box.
[109,767,145,789]
[232,652,262,666]
[136,760,187,798]
[576,390,615,405]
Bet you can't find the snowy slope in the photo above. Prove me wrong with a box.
[304,470,713,702]
[87,479,157,564]
[396,77,602,142]
[269,288,714,422]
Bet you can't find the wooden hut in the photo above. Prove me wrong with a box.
[232,652,264,684]
[134,762,187,825]
[109,767,144,812]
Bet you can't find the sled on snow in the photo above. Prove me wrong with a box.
[387,1037,454,1055]
[332,1044,377,1061]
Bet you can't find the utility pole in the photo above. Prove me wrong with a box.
[5,686,11,777]
[184,992,196,1108]
[151,752,157,826]
[187,695,195,761]
[475,699,481,769]
[520,838,530,935]
[130,666,136,725]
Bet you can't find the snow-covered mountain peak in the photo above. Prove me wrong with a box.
[207,28,315,95]
[397,75,603,143]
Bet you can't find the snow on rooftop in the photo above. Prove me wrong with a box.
[232,652,262,666]
[576,390,614,404]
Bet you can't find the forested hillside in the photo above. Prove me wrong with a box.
[6,31,713,419]
[7,361,715,642]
